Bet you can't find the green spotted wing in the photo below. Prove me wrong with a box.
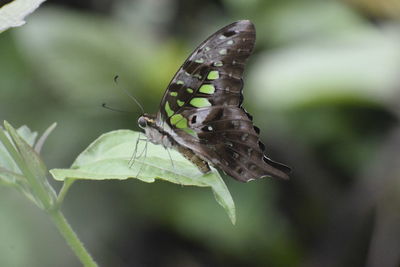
[154,20,290,182]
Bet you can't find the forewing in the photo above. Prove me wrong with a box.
[157,20,255,130]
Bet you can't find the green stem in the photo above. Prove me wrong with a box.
[56,178,75,208]
[49,210,98,267]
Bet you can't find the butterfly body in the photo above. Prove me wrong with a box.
[138,114,211,173]
[138,20,290,182]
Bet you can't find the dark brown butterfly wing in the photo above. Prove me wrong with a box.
[180,106,291,181]
[155,20,290,182]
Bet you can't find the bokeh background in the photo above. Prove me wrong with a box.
[1,0,400,266]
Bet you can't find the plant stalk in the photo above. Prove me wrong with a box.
[49,210,98,267]
[56,178,75,208]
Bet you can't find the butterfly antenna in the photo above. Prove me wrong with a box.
[114,75,145,114]
[102,103,132,113]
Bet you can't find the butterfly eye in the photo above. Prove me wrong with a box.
[138,117,147,128]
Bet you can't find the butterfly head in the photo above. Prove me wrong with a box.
[137,114,156,129]
[138,113,172,147]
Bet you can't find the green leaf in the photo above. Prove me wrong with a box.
[4,122,48,183]
[0,125,36,204]
[34,122,57,153]
[16,125,38,146]
[0,167,38,204]
[0,125,37,173]
[0,166,23,186]
[0,132,19,175]
[50,130,236,223]
[0,0,46,33]
[2,121,56,208]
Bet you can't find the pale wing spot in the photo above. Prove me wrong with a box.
[170,114,185,127]
[170,114,196,136]
[202,125,212,132]
[204,46,211,51]
[176,119,188,129]
[227,40,234,45]
[199,84,215,94]
[219,35,227,40]
[184,71,190,76]
[176,80,184,85]
[213,61,223,67]
[190,98,212,108]
[165,101,174,117]
[170,92,178,97]
[225,141,233,147]
[207,70,219,80]
[219,49,227,55]
[193,74,202,79]
[186,88,194,93]
[195,58,205,63]
[177,99,185,107]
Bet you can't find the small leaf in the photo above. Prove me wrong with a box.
[16,125,38,146]
[50,130,236,223]
[3,121,56,205]
[0,166,22,186]
[34,122,57,153]
[0,133,19,174]
[0,166,38,204]
[0,125,36,172]
[0,0,46,33]
[5,122,47,181]
[0,125,42,206]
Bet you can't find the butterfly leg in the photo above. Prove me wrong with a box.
[135,137,148,178]
[165,147,185,186]
[136,138,148,159]
[166,147,175,169]
[129,132,142,167]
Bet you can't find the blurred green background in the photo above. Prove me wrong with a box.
[1,0,400,266]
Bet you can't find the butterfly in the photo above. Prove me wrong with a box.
[137,20,290,182]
